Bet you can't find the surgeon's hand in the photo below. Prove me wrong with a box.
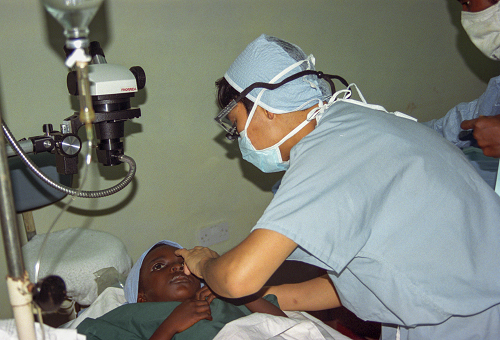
[461,115,500,158]
[175,246,219,279]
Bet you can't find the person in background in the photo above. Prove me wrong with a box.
[423,0,500,158]
[177,34,500,340]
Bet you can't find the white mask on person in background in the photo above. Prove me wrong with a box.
[461,2,500,60]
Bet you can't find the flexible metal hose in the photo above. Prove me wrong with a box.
[2,122,135,198]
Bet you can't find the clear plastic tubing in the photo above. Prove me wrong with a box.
[75,59,95,141]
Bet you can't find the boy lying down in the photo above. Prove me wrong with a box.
[76,240,286,340]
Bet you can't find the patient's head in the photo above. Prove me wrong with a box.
[124,240,201,303]
[137,244,201,303]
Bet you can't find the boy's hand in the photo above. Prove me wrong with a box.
[169,299,212,332]
[196,286,216,304]
[149,299,212,340]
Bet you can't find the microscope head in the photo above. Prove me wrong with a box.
[66,41,145,167]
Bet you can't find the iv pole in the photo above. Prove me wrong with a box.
[1,2,107,338]
[0,106,36,339]
[0,0,101,334]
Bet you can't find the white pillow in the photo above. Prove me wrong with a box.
[22,228,132,305]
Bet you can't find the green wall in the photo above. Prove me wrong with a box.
[0,0,498,319]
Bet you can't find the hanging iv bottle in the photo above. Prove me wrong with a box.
[41,0,104,48]
[40,0,104,141]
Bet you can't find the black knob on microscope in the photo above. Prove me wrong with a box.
[43,124,54,134]
[130,66,146,90]
[89,41,105,59]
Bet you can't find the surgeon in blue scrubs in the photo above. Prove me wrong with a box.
[177,34,500,340]
[424,0,500,159]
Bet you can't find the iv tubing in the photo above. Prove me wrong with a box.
[75,60,95,126]
[2,122,136,198]
[32,54,97,282]
[33,138,91,283]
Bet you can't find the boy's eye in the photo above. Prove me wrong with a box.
[152,263,166,271]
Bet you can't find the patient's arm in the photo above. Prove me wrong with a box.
[149,299,212,340]
[243,295,288,317]
[201,284,287,317]
[259,274,341,311]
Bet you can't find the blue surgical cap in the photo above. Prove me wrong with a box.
[224,34,328,114]
[124,240,183,303]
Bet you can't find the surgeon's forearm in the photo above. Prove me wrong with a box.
[187,229,297,299]
[197,255,243,297]
[259,275,341,311]
[198,249,270,298]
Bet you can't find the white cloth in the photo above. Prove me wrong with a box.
[214,311,351,340]
[0,319,85,340]
[22,228,132,305]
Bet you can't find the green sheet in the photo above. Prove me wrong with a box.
[77,296,278,340]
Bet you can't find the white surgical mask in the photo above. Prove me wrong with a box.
[461,2,500,60]
[238,101,326,173]
[237,57,320,173]
[238,129,290,173]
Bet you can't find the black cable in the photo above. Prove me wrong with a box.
[235,70,348,102]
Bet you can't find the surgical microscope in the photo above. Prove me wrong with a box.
[5,41,145,176]
[0,1,145,339]
[2,41,145,335]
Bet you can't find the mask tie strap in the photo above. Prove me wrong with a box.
[347,83,367,103]
[256,114,315,152]
[243,56,315,131]
[269,55,314,83]
[244,89,266,130]
[330,88,352,103]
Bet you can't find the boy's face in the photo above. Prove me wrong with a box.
[137,245,201,303]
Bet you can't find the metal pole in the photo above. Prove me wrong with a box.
[0,107,36,339]
[0,135,24,277]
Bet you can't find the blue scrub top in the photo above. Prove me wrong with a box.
[422,74,500,190]
[253,100,500,331]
